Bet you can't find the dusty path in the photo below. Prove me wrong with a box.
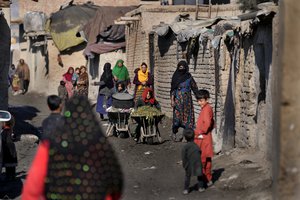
[0,92,272,200]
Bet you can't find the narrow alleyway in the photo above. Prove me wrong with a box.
[0,91,272,200]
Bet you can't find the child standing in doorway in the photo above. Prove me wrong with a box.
[181,128,205,194]
[194,89,214,187]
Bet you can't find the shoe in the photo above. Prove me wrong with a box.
[198,187,205,192]
[207,181,213,187]
[182,189,189,195]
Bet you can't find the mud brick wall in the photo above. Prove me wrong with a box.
[234,37,258,148]
[152,34,217,125]
[126,20,149,82]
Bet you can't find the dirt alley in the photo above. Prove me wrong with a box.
[0,92,272,200]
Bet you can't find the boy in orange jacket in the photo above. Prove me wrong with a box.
[194,89,214,187]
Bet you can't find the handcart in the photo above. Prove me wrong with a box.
[131,114,165,145]
[105,107,133,138]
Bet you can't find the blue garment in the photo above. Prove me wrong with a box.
[96,94,112,115]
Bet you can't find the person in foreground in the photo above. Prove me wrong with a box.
[22,96,123,200]
[181,128,205,195]
[194,89,214,187]
[1,116,17,181]
[41,95,64,140]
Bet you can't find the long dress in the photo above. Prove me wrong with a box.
[77,72,89,96]
[172,77,198,132]
[62,67,75,98]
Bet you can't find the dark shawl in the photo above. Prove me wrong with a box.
[170,60,191,94]
[100,63,114,89]
[45,96,123,200]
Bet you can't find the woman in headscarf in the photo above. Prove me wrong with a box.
[112,59,130,89]
[133,62,153,103]
[136,87,160,110]
[62,67,74,98]
[22,96,123,200]
[77,66,89,97]
[94,63,115,120]
[170,60,198,142]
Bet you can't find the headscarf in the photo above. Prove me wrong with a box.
[45,96,123,200]
[112,59,129,82]
[63,67,74,82]
[100,63,114,89]
[142,87,155,105]
[137,63,149,90]
[170,60,191,94]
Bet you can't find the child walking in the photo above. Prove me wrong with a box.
[181,128,205,195]
[194,89,214,187]
[1,116,17,181]
[58,80,68,102]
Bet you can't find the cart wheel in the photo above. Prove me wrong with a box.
[140,127,145,144]
[157,134,162,144]
[153,125,162,143]
[113,127,118,137]
[146,137,154,145]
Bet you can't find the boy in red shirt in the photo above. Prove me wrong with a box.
[194,89,214,187]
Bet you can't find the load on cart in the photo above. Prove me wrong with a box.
[131,106,164,144]
[131,88,164,144]
[105,92,134,138]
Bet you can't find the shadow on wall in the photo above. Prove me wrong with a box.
[252,15,273,123]
[8,105,41,138]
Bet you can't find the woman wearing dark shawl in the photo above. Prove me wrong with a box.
[22,96,123,200]
[112,59,130,89]
[170,60,198,141]
[94,63,115,120]
[77,66,89,97]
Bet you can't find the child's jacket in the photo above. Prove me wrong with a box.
[181,142,202,176]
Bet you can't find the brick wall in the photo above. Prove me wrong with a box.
[234,37,258,148]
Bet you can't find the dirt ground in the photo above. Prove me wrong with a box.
[0,91,272,200]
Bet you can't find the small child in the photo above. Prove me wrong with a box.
[12,74,21,93]
[181,128,205,195]
[58,80,68,102]
[41,95,64,140]
[194,89,214,187]
[116,82,128,93]
[1,116,17,181]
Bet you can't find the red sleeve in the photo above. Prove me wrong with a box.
[199,106,214,135]
[21,141,49,200]
[105,194,121,200]
[195,105,214,137]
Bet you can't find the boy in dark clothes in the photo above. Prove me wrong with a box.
[41,95,64,140]
[1,116,17,180]
[181,128,205,195]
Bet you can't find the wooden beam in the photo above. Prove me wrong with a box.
[120,16,140,21]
